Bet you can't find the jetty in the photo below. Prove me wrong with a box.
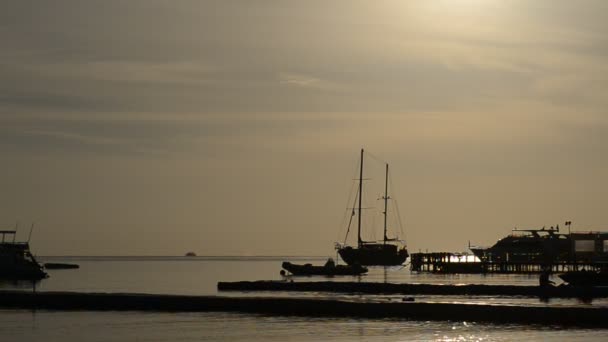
[0,290,607,327]
[218,280,608,298]
[410,252,603,274]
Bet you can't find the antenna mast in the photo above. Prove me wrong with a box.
[13,221,18,243]
[27,223,35,243]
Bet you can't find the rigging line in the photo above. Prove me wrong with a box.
[364,150,387,166]
[343,210,354,245]
[387,169,407,239]
[343,185,360,245]
[338,155,361,242]
[362,184,374,235]
[393,198,407,241]
[369,212,379,242]
[363,190,380,243]
[338,179,357,240]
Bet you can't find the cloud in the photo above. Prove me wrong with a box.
[19,61,218,85]
[278,72,329,88]
[2,1,607,120]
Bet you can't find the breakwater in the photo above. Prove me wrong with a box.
[218,280,608,298]
[0,290,607,327]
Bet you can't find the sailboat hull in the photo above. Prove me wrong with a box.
[338,244,408,266]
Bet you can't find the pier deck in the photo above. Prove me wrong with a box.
[410,252,602,274]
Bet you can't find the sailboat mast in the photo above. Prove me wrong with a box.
[357,148,364,247]
[383,163,388,245]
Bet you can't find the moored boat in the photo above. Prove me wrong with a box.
[43,263,79,270]
[336,149,408,266]
[281,259,368,276]
[470,224,608,264]
[0,228,47,280]
[338,243,408,266]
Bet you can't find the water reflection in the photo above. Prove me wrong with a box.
[1,310,605,342]
[0,279,40,291]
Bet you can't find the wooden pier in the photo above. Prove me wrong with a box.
[410,252,603,274]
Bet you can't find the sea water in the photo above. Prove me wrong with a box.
[0,256,606,341]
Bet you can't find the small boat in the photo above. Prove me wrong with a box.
[336,149,408,266]
[559,270,608,286]
[0,227,47,280]
[282,258,368,276]
[185,252,197,257]
[44,263,79,269]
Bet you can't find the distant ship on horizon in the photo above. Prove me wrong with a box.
[335,149,409,266]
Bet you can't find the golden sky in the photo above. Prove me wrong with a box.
[1,0,608,255]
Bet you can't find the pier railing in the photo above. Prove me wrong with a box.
[410,252,604,274]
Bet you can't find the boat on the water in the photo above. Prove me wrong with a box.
[469,224,608,264]
[44,263,79,270]
[0,228,47,280]
[281,259,368,276]
[185,252,197,257]
[559,270,608,287]
[336,149,408,266]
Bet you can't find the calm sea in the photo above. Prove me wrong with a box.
[0,256,606,341]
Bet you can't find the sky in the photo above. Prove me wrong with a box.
[1,0,608,256]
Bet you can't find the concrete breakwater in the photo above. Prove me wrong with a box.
[1,290,607,327]
[218,280,608,298]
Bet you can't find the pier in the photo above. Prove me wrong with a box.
[1,290,608,327]
[410,252,602,274]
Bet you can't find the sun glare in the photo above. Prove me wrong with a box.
[432,0,492,12]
